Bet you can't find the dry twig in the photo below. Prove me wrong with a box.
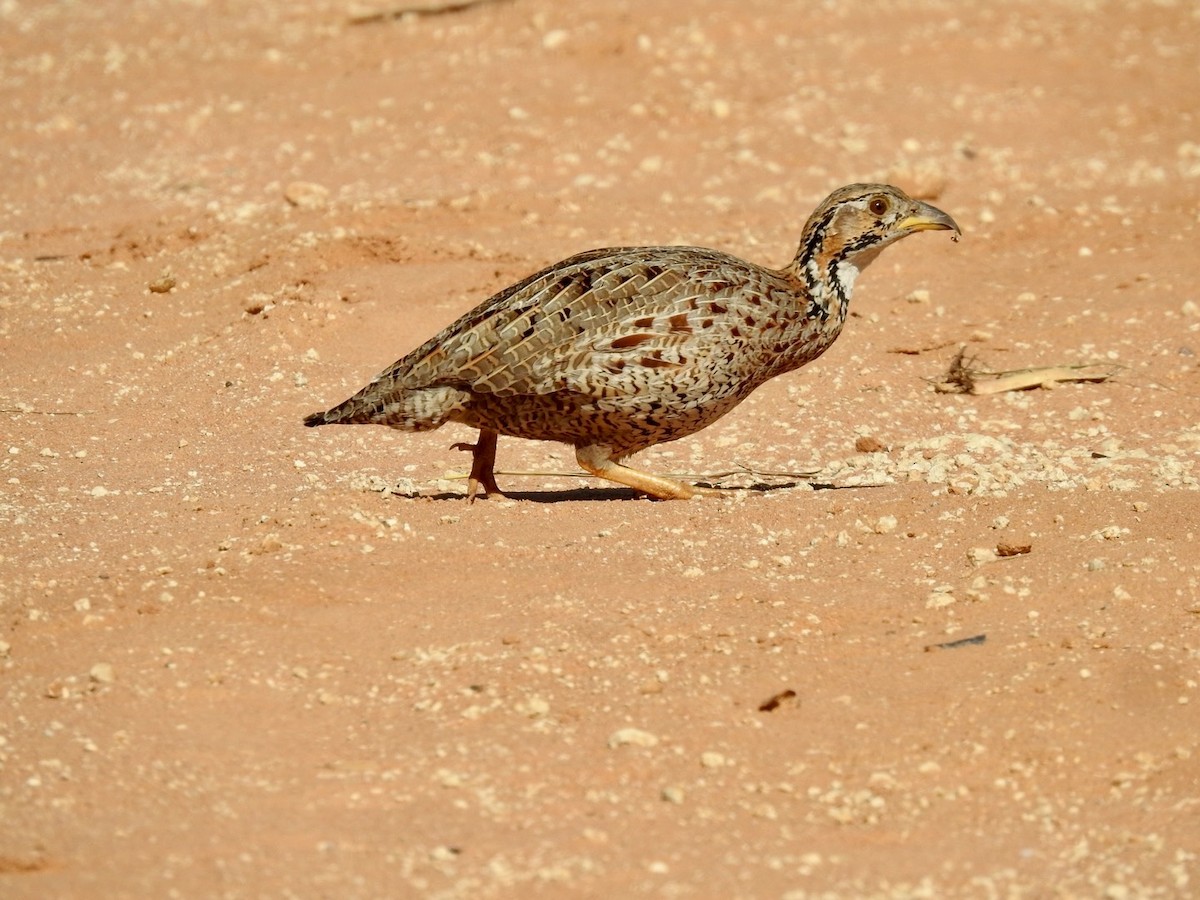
[932,347,1121,395]
[348,0,512,24]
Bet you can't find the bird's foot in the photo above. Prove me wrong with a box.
[576,445,721,501]
[451,429,501,503]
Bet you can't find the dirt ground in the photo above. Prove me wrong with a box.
[2,0,1199,897]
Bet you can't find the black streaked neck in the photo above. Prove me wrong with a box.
[788,218,884,325]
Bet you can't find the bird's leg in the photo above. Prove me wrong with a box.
[450,428,501,502]
[576,444,713,500]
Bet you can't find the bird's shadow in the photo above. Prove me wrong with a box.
[389,479,873,504]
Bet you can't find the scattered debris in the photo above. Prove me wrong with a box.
[925,634,987,652]
[933,348,1120,395]
[758,689,799,712]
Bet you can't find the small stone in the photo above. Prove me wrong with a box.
[925,589,956,609]
[855,435,888,453]
[968,547,997,565]
[284,181,330,209]
[519,697,550,718]
[89,663,115,684]
[608,727,658,749]
[996,541,1032,557]
[147,274,176,294]
[661,785,685,804]
[700,750,726,768]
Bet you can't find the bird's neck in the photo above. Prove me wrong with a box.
[787,235,886,325]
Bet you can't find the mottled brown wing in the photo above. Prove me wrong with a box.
[397,247,763,399]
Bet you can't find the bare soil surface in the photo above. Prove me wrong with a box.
[3,1,1199,897]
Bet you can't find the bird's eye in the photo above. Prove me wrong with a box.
[868,196,889,216]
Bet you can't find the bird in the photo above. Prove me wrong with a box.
[304,183,959,501]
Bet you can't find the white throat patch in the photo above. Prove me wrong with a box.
[834,258,861,297]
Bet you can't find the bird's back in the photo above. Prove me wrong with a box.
[411,245,826,383]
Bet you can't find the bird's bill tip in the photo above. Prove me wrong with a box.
[897,202,961,235]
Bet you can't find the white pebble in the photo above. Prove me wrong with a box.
[284,181,330,209]
[700,750,726,768]
[608,727,658,749]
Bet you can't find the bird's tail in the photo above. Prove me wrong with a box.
[303,409,335,427]
[303,383,469,432]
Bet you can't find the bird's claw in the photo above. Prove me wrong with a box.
[451,432,501,502]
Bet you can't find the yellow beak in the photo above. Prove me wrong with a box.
[898,201,961,235]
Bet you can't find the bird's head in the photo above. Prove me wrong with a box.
[791,183,960,318]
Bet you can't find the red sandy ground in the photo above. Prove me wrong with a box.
[2,1,1199,896]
